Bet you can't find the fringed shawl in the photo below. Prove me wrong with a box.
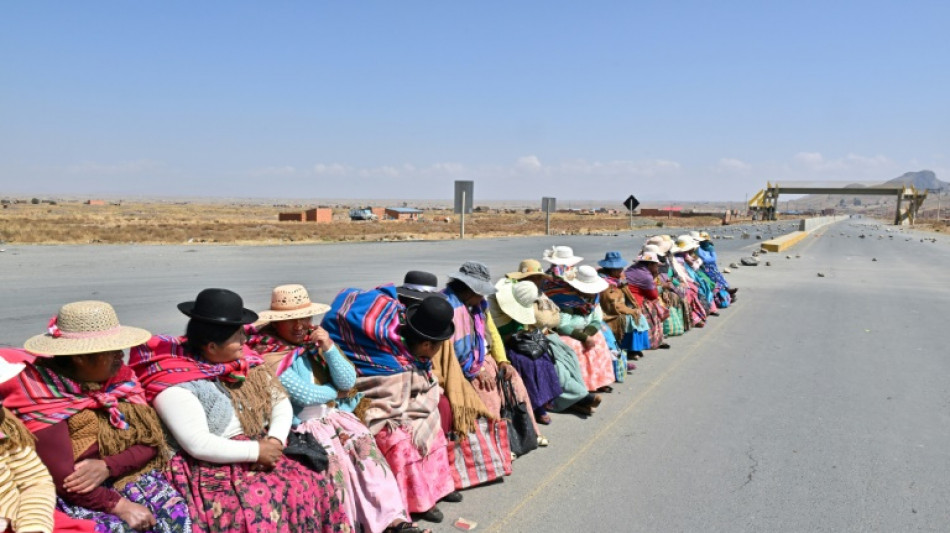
[0,364,148,433]
[355,371,441,454]
[624,263,658,293]
[128,335,283,439]
[430,340,493,435]
[443,287,488,380]
[542,276,599,316]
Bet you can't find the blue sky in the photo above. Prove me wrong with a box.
[2,1,948,202]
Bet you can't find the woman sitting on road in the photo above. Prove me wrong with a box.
[597,251,651,362]
[624,250,673,346]
[0,302,190,533]
[693,231,738,305]
[322,282,459,525]
[246,284,425,533]
[128,289,349,533]
[542,260,617,395]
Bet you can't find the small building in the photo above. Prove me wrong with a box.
[384,207,423,221]
[306,208,333,223]
[86,199,107,206]
[278,212,305,222]
[371,207,386,219]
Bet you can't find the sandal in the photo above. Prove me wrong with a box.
[537,413,552,425]
[537,435,549,447]
[384,521,431,533]
[596,385,613,393]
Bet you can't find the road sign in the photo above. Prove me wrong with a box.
[454,181,474,214]
[542,197,556,213]
[623,195,640,211]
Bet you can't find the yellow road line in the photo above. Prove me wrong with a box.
[486,303,748,532]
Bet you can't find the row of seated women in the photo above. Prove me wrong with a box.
[0,231,734,533]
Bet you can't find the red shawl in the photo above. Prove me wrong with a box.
[127,335,263,402]
[0,363,147,433]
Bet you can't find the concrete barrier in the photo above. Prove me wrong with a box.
[761,231,809,252]
[762,215,844,251]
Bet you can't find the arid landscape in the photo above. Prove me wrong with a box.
[0,200,746,245]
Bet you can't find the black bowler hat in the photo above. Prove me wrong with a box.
[397,271,447,304]
[177,288,259,325]
[405,296,455,341]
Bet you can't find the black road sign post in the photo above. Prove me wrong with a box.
[623,195,640,229]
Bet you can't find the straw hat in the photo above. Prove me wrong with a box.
[542,246,583,267]
[447,261,497,296]
[0,357,25,384]
[673,235,700,253]
[24,301,152,357]
[494,279,538,325]
[689,231,702,241]
[507,259,550,280]
[563,265,609,294]
[646,235,674,254]
[637,251,661,264]
[256,284,331,323]
[699,231,712,242]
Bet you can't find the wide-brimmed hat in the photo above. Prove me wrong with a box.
[0,357,26,384]
[405,296,456,341]
[642,244,667,263]
[178,288,259,325]
[646,235,674,254]
[24,301,152,357]
[542,246,583,267]
[397,271,446,303]
[563,265,609,294]
[494,279,538,325]
[637,251,662,264]
[507,259,550,281]
[447,261,497,296]
[689,231,702,241]
[699,231,712,242]
[673,235,699,253]
[597,251,628,270]
[256,284,330,323]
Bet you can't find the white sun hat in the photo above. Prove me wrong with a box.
[493,279,538,325]
[563,265,609,294]
[542,246,583,267]
[637,251,662,263]
[673,235,700,253]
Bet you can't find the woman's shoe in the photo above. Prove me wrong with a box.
[596,385,614,393]
[413,506,444,524]
[441,491,463,503]
[588,393,603,409]
[537,435,549,447]
[567,403,594,417]
[537,413,552,425]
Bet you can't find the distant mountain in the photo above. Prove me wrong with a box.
[880,170,949,192]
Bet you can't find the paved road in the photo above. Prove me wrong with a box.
[3,219,947,531]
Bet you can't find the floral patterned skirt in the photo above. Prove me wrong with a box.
[296,408,408,533]
[56,470,190,533]
[166,437,350,533]
[373,425,454,514]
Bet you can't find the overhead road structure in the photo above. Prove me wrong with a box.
[748,183,927,225]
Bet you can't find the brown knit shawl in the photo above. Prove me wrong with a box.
[66,400,168,490]
[430,339,492,435]
[218,365,287,438]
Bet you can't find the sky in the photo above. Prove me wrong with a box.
[1,1,948,203]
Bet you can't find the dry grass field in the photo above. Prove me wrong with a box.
[0,201,731,245]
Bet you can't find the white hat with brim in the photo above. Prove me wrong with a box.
[0,358,26,384]
[494,279,538,325]
[637,251,662,264]
[564,265,609,295]
[673,235,700,253]
[24,301,152,357]
[542,246,583,267]
[256,284,331,324]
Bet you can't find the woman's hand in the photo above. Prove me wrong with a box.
[308,325,335,352]
[497,362,515,382]
[475,368,495,390]
[254,437,284,471]
[112,498,157,531]
[63,459,110,494]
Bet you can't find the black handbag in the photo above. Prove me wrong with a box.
[283,431,329,472]
[510,328,551,360]
[498,375,538,457]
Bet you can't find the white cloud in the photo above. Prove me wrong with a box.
[716,158,751,171]
[793,152,892,172]
[247,165,296,177]
[516,155,542,171]
[313,163,350,176]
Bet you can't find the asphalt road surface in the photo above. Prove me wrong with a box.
[2,219,947,532]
